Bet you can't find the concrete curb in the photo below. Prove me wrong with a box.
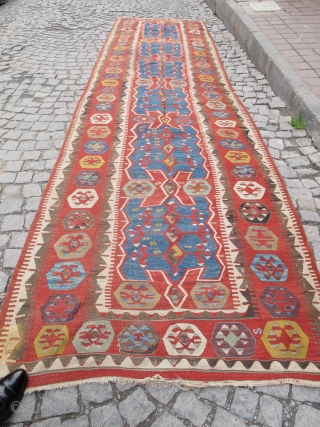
[205,0,320,147]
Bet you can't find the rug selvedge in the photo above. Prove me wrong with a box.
[1,17,320,389]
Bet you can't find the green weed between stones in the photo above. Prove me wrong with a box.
[290,115,306,130]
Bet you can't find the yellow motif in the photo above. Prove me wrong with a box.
[34,325,69,358]
[101,79,119,87]
[199,74,214,82]
[80,156,105,169]
[225,151,251,164]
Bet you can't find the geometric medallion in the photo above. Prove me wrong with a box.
[94,103,113,112]
[225,151,251,164]
[74,171,101,187]
[68,189,98,209]
[215,120,236,128]
[211,322,255,358]
[191,282,229,309]
[87,126,111,139]
[211,111,231,119]
[234,181,265,199]
[62,211,94,230]
[84,140,108,155]
[183,180,212,196]
[262,320,309,359]
[206,101,226,110]
[260,286,300,318]
[118,324,159,354]
[220,139,246,150]
[239,202,271,223]
[251,255,288,282]
[46,262,86,290]
[34,325,69,358]
[40,294,81,323]
[79,156,105,169]
[123,180,156,198]
[216,129,239,138]
[114,282,161,309]
[245,226,278,250]
[73,320,114,353]
[54,233,92,259]
[163,323,207,356]
[231,165,257,180]
[203,91,221,100]
[90,113,112,124]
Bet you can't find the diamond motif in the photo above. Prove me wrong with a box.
[164,323,207,356]
[211,322,255,358]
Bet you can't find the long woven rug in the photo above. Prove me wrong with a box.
[1,18,320,390]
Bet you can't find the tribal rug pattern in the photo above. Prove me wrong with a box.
[1,18,320,389]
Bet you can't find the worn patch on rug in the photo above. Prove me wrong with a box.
[1,17,320,389]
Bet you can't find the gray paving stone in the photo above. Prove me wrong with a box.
[1,214,25,231]
[3,248,21,268]
[256,394,283,427]
[146,384,180,404]
[277,166,297,178]
[22,151,41,161]
[0,271,10,293]
[199,386,229,406]
[9,232,28,248]
[115,381,136,392]
[287,156,310,168]
[173,391,211,427]
[211,407,246,427]
[15,171,34,183]
[5,392,36,423]
[0,172,17,184]
[151,411,185,427]
[292,385,320,403]
[2,185,22,199]
[119,388,156,427]
[91,403,123,427]
[41,386,79,418]
[31,418,62,427]
[62,415,89,427]
[230,388,259,421]
[4,160,23,172]
[33,172,50,183]
[255,384,290,400]
[295,404,320,427]
[25,196,41,211]
[0,198,23,214]
[23,183,42,197]
[79,382,113,405]
[300,210,320,223]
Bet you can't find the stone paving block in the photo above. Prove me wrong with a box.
[277,166,297,179]
[22,151,41,161]
[173,390,211,427]
[5,392,36,423]
[292,385,320,403]
[3,151,21,161]
[0,271,10,293]
[119,388,156,427]
[61,415,89,427]
[292,188,316,211]
[0,235,10,251]
[23,183,42,197]
[4,160,23,172]
[91,403,123,427]
[41,386,79,418]
[256,394,283,427]
[151,411,185,427]
[25,212,36,230]
[2,184,22,198]
[43,149,59,159]
[46,158,57,170]
[0,198,23,214]
[31,418,62,427]
[25,196,41,211]
[230,388,259,421]
[255,384,290,400]
[1,214,24,231]
[295,404,320,427]
[79,382,113,405]
[33,172,50,183]
[0,173,17,184]
[300,210,320,223]
[3,248,21,268]
[211,406,246,427]
[146,384,180,404]
[115,381,136,392]
[24,161,46,171]
[9,232,28,248]
[287,156,310,168]
[15,171,34,183]
[199,386,229,406]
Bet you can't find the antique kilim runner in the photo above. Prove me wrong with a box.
[1,17,320,390]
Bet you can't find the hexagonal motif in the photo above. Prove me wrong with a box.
[87,126,111,139]
[245,226,278,250]
[73,320,114,353]
[199,74,214,82]
[215,120,236,128]
[260,286,300,318]
[216,129,239,138]
[54,233,92,259]
[211,322,255,358]
[62,211,94,230]
[34,325,69,358]
[191,282,230,309]
[219,139,246,150]
[133,115,156,124]
[163,323,207,356]
[197,68,214,74]
[234,181,265,199]
[96,94,116,102]
[203,91,221,100]
[231,165,257,180]
[211,111,230,119]
[105,67,122,73]
[183,180,212,196]
[40,294,81,324]
[94,103,113,112]
[103,73,120,80]
[239,202,271,223]
[101,79,119,86]
[251,254,288,282]
[84,140,108,155]
[114,282,161,309]
[135,78,153,86]
[118,324,159,354]
[225,151,251,164]
[79,156,105,169]
[100,87,117,94]
[68,189,98,208]
[90,113,112,124]
[262,320,309,359]
[123,180,156,197]
[46,262,86,290]
[169,79,187,88]
[174,116,194,126]
[200,82,217,90]
[74,171,101,187]
[206,101,226,110]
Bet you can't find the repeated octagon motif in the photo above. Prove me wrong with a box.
[215,120,237,128]
[84,140,108,155]
[114,281,161,310]
[46,262,86,290]
[260,286,300,318]
[191,282,229,309]
[68,189,98,209]
[40,294,81,324]
[251,254,288,282]
[234,181,265,199]
[163,323,207,356]
[206,101,226,110]
[183,180,212,196]
[211,322,255,358]
[123,180,156,198]
[216,129,239,138]
[54,233,92,259]
[87,126,111,139]
[231,165,257,180]
[225,151,251,164]
[90,113,112,124]
[239,202,271,223]
[118,324,159,354]
[62,211,94,230]
[73,320,115,353]
[245,226,278,251]
[74,171,101,187]
[34,325,69,358]
[79,156,105,169]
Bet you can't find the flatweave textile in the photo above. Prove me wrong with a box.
[1,18,320,390]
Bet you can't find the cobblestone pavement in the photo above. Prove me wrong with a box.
[236,0,320,98]
[1,0,320,426]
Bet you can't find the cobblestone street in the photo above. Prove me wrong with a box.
[1,0,320,425]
